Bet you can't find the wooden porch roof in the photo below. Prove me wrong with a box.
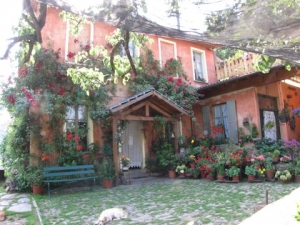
[108,88,188,119]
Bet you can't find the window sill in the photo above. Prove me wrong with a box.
[194,80,208,84]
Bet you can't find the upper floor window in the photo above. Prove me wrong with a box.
[158,38,177,68]
[192,48,207,83]
[120,42,140,58]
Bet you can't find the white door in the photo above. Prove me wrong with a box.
[121,121,144,168]
[263,110,277,141]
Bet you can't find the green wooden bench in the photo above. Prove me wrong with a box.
[43,165,98,196]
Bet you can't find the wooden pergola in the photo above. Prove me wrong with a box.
[108,88,189,180]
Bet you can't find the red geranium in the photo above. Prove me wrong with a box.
[77,145,83,151]
[7,94,15,105]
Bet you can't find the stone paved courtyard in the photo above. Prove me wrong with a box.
[35,177,300,225]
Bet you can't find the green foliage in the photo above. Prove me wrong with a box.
[59,11,88,35]
[99,160,115,180]
[156,142,176,170]
[245,165,257,176]
[26,164,44,186]
[226,166,240,177]
[145,156,161,173]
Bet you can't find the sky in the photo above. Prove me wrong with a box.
[0,0,22,79]
[0,1,22,141]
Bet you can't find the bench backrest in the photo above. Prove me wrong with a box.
[43,165,95,180]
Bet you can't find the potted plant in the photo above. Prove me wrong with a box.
[100,160,115,188]
[294,160,300,183]
[275,170,292,183]
[226,166,240,181]
[264,157,275,179]
[27,165,44,195]
[191,167,200,179]
[175,165,187,178]
[245,165,256,181]
[121,155,130,171]
[278,105,290,123]
[272,149,280,162]
[185,168,193,178]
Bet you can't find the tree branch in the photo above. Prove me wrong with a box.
[123,30,138,76]
[24,41,34,63]
[110,40,123,75]
[0,34,36,60]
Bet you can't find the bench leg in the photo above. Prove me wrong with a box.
[47,183,50,196]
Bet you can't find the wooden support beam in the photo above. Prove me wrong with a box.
[174,121,179,153]
[112,118,119,185]
[145,101,149,117]
[148,102,172,117]
[121,101,146,116]
[118,115,173,121]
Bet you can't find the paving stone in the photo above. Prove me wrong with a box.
[17,198,30,203]
[7,203,32,212]
[1,193,17,200]
[0,200,12,206]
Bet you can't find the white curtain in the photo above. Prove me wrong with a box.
[121,121,143,168]
[263,111,277,141]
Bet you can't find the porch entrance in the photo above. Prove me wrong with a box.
[121,121,144,169]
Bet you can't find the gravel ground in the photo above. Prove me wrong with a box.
[35,177,299,225]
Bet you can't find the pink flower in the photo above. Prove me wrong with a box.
[66,134,73,141]
[7,94,15,105]
[77,145,83,151]
[74,136,80,141]
[168,77,174,83]
[19,67,28,78]
[85,44,91,51]
[57,87,65,95]
[34,89,39,94]
[67,52,75,59]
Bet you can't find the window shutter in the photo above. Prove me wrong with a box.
[226,100,238,144]
[202,106,211,135]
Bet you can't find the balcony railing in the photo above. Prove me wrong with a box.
[215,53,257,81]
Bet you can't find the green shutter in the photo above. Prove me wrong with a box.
[226,100,238,144]
[202,106,211,135]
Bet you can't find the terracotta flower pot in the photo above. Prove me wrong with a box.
[248,175,255,181]
[265,170,275,179]
[102,179,113,189]
[217,175,224,181]
[168,170,176,178]
[32,185,43,195]
[232,176,239,181]
[295,174,300,183]
[273,157,279,163]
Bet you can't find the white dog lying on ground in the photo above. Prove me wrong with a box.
[94,208,128,225]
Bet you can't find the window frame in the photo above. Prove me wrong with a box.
[158,38,177,68]
[191,47,208,83]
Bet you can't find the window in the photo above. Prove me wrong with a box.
[192,48,207,82]
[65,105,88,150]
[120,42,140,58]
[213,103,229,142]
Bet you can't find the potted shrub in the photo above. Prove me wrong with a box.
[275,170,292,183]
[100,160,115,188]
[175,165,187,178]
[272,149,280,162]
[278,106,290,123]
[226,166,240,181]
[191,167,200,179]
[245,165,256,181]
[121,155,130,171]
[265,157,275,179]
[27,165,44,195]
[294,160,300,183]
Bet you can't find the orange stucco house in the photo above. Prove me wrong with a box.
[32,0,300,178]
